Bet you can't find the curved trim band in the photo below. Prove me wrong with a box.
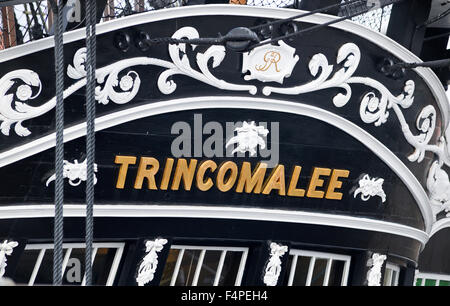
[0,204,429,246]
[0,5,447,125]
[430,218,450,237]
[0,96,433,233]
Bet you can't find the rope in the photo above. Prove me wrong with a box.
[248,0,406,50]
[51,0,64,286]
[84,0,96,286]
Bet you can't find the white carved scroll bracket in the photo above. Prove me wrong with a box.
[136,238,168,286]
[0,240,18,279]
[45,157,98,187]
[427,161,450,219]
[242,41,299,84]
[263,242,288,286]
[353,174,387,203]
[366,252,386,286]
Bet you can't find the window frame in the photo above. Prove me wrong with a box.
[286,249,351,286]
[415,271,450,286]
[165,245,249,286]
[383,263,400,286]
[24,242,125,286]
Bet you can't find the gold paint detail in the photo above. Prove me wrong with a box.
[236,162,267,194]
[307,167,332,199]
[134,157,160,190]
[287,165,305,197]
[325,169,350,200]
[171,158,198,191]
[262,165,286,196]
[114,155,137,189]
[255,51,281,72]
[196,160,218,192]
[216,161,238,192]
[160,158,175,190]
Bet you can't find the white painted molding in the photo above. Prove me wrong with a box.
[430,217,450,237]
[0,240,18,279]
[366,253,386,286]
[225,121,269,156]
[45,158,98,187]
[0,96,433,233]
[0,5,447,125]
[354,174,387,203]
[264,242,288,286]
[0,205,429,246]
[136,238,168,286]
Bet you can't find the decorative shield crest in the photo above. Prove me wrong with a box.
[242,41,299,84]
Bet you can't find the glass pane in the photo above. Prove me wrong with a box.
[218,251,243,286]
[383,269,393,286]
[13,249,41,285]
[175,249,201,286]
[328,260,345,286]
[311,258,327,286]
[440,280,450,286]
[415,278,422,286]
[160,249,180,286]
[291,256,310,286]
[391,270,398,286]
[62,249,86,285]
[197,251,221,286]
[34,249,55,285]
[92,248,117,285]
[424,279,436,286]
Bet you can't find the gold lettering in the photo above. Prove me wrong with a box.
[114,155,137,189]
[196,160,217,192]
[171,158,198,191]
[262,165,286,195]
[307,167,331,198]
[160,158,174,190]
[325,169,350,200]
[236,162,267,194]
[287,166,305,197]
[134,157,159,190]
[216,161,238,192]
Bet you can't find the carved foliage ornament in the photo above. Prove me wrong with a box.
[263,242,288,286]
[0,26,449,220]
[136,238,168,286]
[354,174,387,203]
[366,253,386,286]
[45,158,98,187]
[0,240,18,279]
[225,121,269,156]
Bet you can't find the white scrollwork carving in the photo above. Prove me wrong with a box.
[242,40,299,84]
[262,43,359,108]
[0,240,18,279]
[225,121,269,156]
[427,161,450,218]
[136,238,168,286]
[354,174,387,203]
[45,158,98,187]
[263,242,288,286]
[366,253,386,286]
[0,27,257,137]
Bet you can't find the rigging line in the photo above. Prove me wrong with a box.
[85,0,96,286]
[48,0,64,286]
[248,0,407,50]
[393,58,450,69]
[248,0,363,31]
[417,6,450,29]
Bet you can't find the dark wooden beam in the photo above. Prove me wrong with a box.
[386,0,433,56]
